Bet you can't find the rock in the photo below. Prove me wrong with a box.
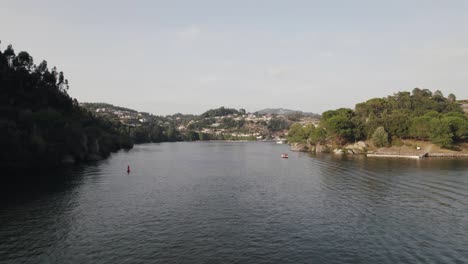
[290,142,307,152]
[356,141,367,149]
[333,148,345,155]
[290,142,318,152]
[290,142,334,153]
[345,141,368,154]
[316,144,331,153]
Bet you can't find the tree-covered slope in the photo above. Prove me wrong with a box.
[288,89,468,149]
[0,42,133,170]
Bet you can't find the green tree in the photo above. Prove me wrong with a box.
[15,51,33,70]
[372,127,389,147]
[443,115,468,142]
[383,109,411,138]
[447,93,456,103]
[185,130,200,141]
[287,123,316,143]
[433,90,444,100]
[429,118,454,148]
[409,116,432,140]
[268,117,289,131]
[324,114,355,143]
[309,127,327,144]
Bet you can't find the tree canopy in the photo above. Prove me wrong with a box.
[288,89,467,149]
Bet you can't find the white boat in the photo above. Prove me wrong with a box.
[276,139,286,144]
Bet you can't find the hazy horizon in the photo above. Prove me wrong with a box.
[2,0,468,115]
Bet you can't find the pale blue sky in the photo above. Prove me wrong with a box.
[2,0,468,114]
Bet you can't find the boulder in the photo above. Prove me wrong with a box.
[333,148,345,155]
[290,142,308,152]
[316,144,331,153]
[345,141,368,154]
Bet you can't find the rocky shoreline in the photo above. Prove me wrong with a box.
[290,141,368,155]
[290,141,468,158]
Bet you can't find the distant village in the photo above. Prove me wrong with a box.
[81,103,319,140]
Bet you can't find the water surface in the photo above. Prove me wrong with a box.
[1,142,467,263]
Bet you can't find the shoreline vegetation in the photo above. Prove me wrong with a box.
[287,89,468,158]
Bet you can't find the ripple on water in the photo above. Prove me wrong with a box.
[0,142,467,264]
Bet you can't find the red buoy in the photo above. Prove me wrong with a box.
[127,165,131,173]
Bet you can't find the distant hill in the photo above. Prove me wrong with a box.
[80,102,138,113]
[255,108,320,118]
[200,106,242,118]
[81,104,314,141]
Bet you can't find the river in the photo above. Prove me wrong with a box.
[1,142,467,263]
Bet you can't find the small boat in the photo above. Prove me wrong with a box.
[281,153,288,158]
[276,139,286,144]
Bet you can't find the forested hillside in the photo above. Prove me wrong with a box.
[288,89,468,149]
[83,104,318,142]
[0,42,133,170]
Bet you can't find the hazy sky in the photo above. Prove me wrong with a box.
[2,0,468,115]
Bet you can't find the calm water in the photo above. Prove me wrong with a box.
[1,142,468,264]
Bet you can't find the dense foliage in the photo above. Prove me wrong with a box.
[267,117,290,131]
[0,42,133,169]
[127,124,181,143]
[287,123,326,145]
[200,107,239,118]
[288,89,467,149]
[81,103,184,143]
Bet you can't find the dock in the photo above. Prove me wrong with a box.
[367,153,428,159]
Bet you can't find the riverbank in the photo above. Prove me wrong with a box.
[290,140,468,158]
[369,140,468,158]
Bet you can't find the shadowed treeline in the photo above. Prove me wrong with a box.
[0,41,133,171]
